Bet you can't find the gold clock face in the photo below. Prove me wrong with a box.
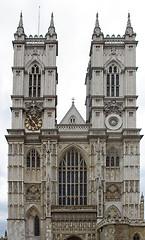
[25,114,42,131]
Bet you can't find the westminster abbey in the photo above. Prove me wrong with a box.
[6,12,145,240]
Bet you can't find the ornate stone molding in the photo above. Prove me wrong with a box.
[25,101,43,116]
[104,100,123,116]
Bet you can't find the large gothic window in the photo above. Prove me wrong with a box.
[107,64,119,97]
[29,64,41,97]
[59,149,87,206]
[106,148,119,167]
[27,149,40,169]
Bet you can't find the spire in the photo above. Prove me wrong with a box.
[15,12,25,37]
[125,13,136,36]
[19,12,23,28]
[46,12,57,39]
[92,13,103,39]
[50,12,54,28]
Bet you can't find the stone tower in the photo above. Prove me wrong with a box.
[85,12,142,220]
[6,12,145,240]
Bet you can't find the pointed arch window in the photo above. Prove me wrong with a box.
[59,149,87,206]
[27,149,40,169]
[29,64,41,97]
[106,148,119,167]
[133,233,140,240]
[34,216,40,236]
[107,64,120,97]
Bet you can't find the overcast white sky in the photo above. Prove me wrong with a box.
[0,0,145,237]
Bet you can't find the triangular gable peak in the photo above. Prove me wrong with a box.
[59,102,86,125]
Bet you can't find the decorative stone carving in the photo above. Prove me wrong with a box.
[25,101,43,117]
[105,205,121,218]
[26,184,41,202]
[13,182,18,193]
[106,183,121,201]
[104,100,123,116]
[52,219,96,233]
[104,228,115,240]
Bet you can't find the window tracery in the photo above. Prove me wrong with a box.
[59,149,87,206]
[29,64,41,97]
[27,149,40,169]
[106,148,119,167]
[107,64,120,97]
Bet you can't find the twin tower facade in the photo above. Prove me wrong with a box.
[6,12,145,240]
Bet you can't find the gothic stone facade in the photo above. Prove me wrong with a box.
[6,13,145,240]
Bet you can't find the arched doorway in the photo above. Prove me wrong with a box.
[67,237,81,240]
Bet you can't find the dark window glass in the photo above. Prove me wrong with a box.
[63,171,65,183]
[114,66,117,73]
[107,75,110,85]
[75,185,78,195]
[116,74,119,85]
[36,66,39,73]
[67,197,70,205]
[72,172,74,183]
[111,75,114,85]
[63,184,65,196]
[71,184,74,196]
[107,87,110,96]
[59,184,61,196]
[72,197,74,205]
[106,157,109,167]
[29,87,32,97]
[80,171,83,183]
[59,171,61,182]
[111,157,114,166]
[84,197,87,205]
[116,157,119,167]
[75,171,78,183]
[34,216,40,236]
[27,154,30,168]
[67,185,70,196]
[63,197,66,205]
[36,155,40,168]
[80,184,83,196]
[29,75,32,85]
[33,87,36,97]
[111,87,114,96]
[84,171,87,183]
[109,66,112,73]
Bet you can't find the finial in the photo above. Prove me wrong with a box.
[15,11,25,37]
[50,12,54,27]
[127,12,131,28]
[92,12,103,39]
[19,11,23,28]
[46,12,57,39]
[72,97,75,105]
[95,12,99,28]
[125,12,135,36]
